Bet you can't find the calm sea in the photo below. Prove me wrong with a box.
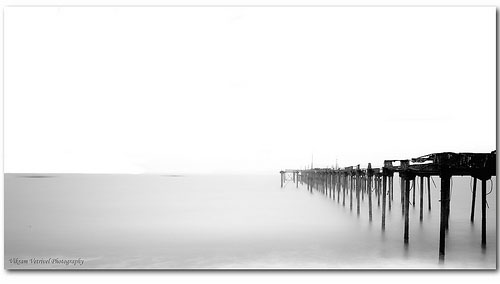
[4,173,496,269]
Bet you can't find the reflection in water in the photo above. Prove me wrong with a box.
[4,173,497,269]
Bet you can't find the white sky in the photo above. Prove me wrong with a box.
[3,6,496,174]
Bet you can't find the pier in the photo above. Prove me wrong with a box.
[279,151,496,261]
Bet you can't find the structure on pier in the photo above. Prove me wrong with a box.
[279,151,496,261]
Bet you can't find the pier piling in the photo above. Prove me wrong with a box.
[388,176,393,211]
[427,177,431,211]
[382,174,387,230]
[419,176,424,222]
[367,164,373,222]
[470,177,477,222]
[404,177,411,244]
[439,172,451,260]
[350,174,353,211]
[481,178,487,248]
[412,179,416,207]
[356,166,361,216]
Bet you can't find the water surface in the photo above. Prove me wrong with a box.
[4,174,496,269]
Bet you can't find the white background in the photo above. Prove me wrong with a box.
[1,0,499,284]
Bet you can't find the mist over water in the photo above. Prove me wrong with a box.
[4,174,496,269]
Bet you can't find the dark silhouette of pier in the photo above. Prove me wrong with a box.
[279,151,496,261]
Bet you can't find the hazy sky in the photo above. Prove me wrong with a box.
[4,7,496,174]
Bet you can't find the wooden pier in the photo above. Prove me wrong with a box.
[279,151,496,260]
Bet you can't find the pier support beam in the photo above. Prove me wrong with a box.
[401,178,405,216]
[439,173,451,260]
[356,173,360,216]
[419,176,424,222]
[427,177,431,211]
[332,173,335,200]
[391,176,394,201]
[412,179,416,207]
[350,175,353,211]
[337,174,341,203]
[367,164,373,222]
[368,177,372,221]
[361,176,364,201]
[388,176,392,211]
[470,177,477,222]
[377,177,381,207]
[342,175,346,206]
[404,177,411,244]
[401,177,404,205]
[481,178,487,248]
[280,171,284,188]
[382,175,387,230]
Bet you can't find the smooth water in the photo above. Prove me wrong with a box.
[4,174,496,269]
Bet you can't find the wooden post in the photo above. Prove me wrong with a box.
[310,175,313,192]
[332,173,336,200]
[326,173,329,196]
[280,172,284,188]
[389,174,394,202]
[321,173,324,194]
[361,176,365,201]
[324,173,327,195]
[343,175,346,206]
[401,178,405,216]
[327,173,330,196]
[481,178,487,248]
[309,174,314,193]
[311,174,314,191]
[404,177,411,244]
[326,173,329,197]
[439,173,451,260]
[332,173,335,199]
[356,174,361,216]
[307,175,310,191]
[311,173,314,191]
[296,172,299,188]
[388,176,392,211]
[309,173,314,192]
[328,173,331,196]
[377,177,381,207]
[309,174,311,191]
[412,178,416,207]
[350,175,353,211]
[419,175,424,222]
[337,174,341,203]
[470,177,477,222]
[445,177,451,231]
[427,176,431,211]
[328,173,330,196]
[324,173,327,194]
[401,177,404,204]
[315,173,319,191]
[368,175,372,222]
[382,175,387,230]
